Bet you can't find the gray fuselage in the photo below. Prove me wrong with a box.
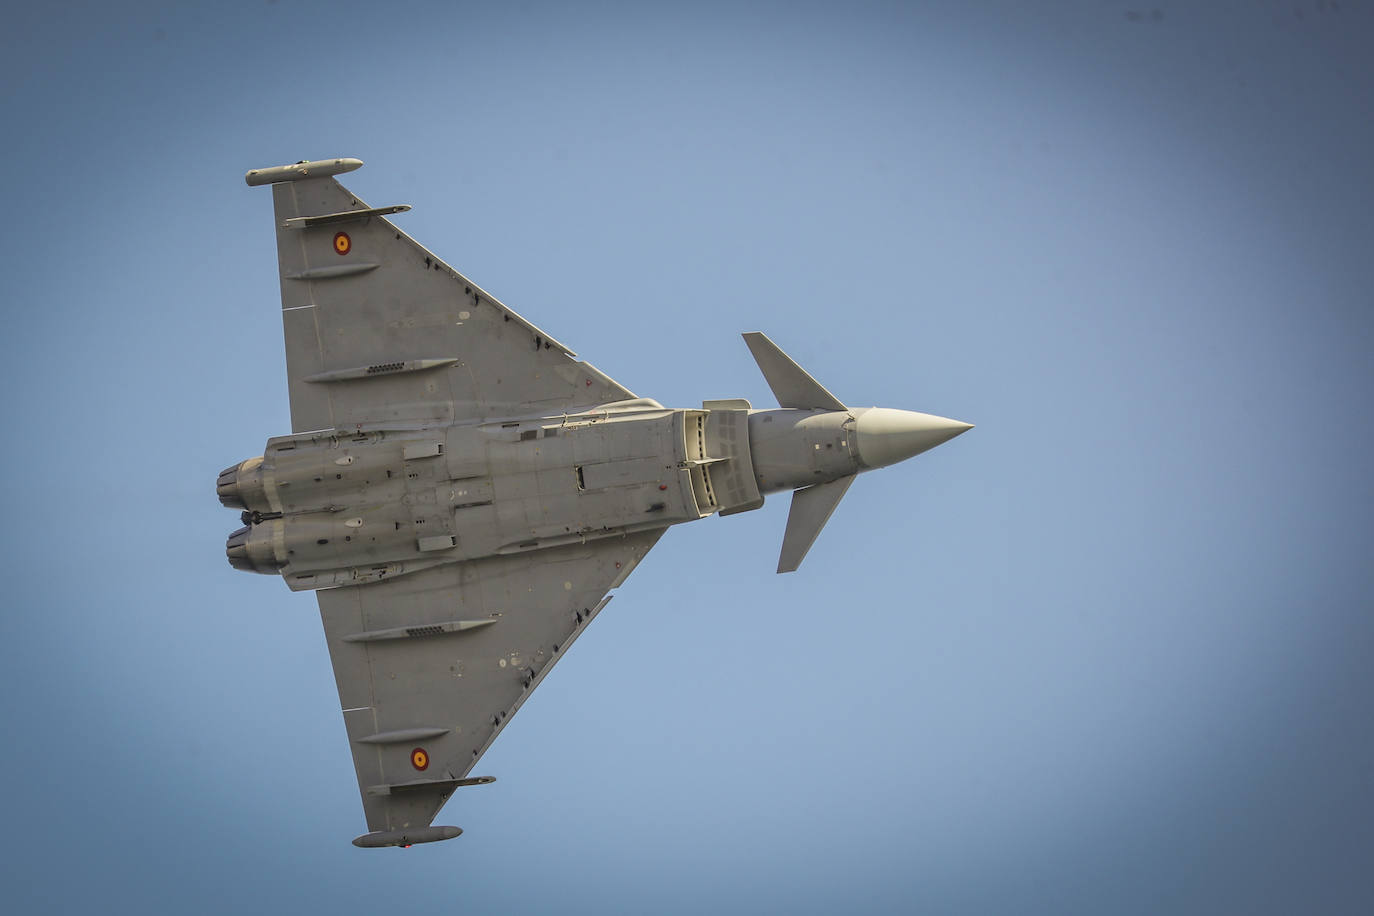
[221,398,967,589]
[223,401,827,588]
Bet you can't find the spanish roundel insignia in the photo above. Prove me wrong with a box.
[411,748,429,771]
[333,231,352,255]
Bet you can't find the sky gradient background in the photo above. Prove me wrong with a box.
[2,1,1371,913]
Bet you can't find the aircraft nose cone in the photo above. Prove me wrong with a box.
[852,408,973,469]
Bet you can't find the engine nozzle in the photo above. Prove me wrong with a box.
[226,522,285,575]
[217,456,267,510]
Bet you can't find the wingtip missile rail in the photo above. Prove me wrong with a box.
[352,825,463,848]
[245,157,363,186]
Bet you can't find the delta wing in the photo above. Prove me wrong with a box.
[317,530,662,839]
[257,163,633,432]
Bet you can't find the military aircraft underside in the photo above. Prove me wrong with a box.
[219,158,972,847]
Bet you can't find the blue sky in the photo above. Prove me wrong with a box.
[2,2,1371,913]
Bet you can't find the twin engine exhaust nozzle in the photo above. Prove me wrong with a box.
[220,458,284,574]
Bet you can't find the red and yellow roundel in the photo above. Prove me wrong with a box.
[333,231,352,256]
[411,747,429,771]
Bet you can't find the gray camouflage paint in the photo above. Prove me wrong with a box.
[220,158,971,846]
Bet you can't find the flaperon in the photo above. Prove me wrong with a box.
[220,157,972,848]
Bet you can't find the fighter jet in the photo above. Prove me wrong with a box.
[219,158,971,848]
